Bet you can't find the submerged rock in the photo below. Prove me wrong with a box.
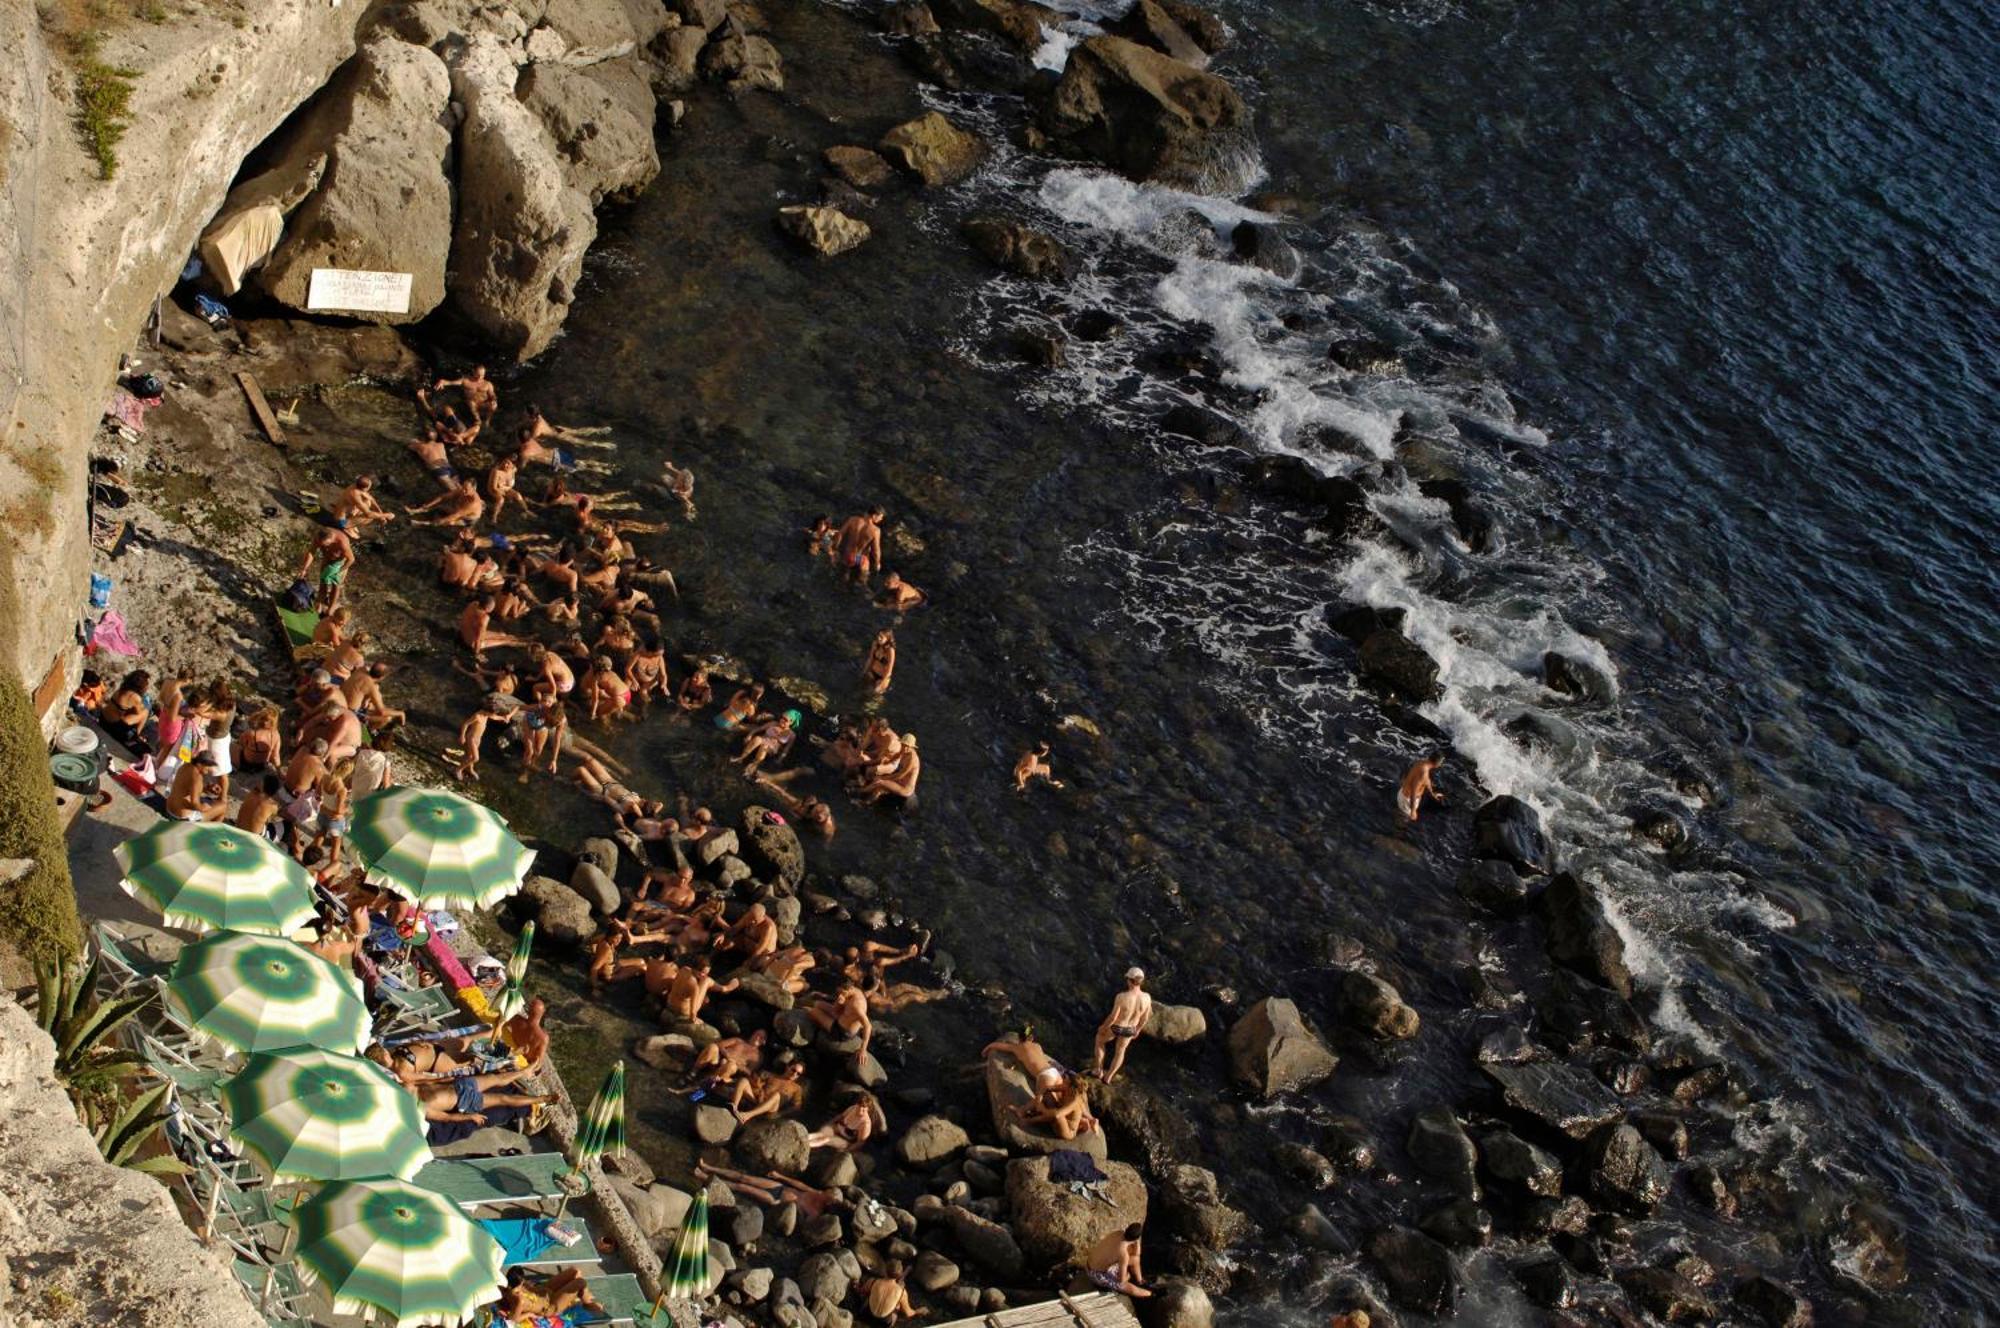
[961,216,1074,279]
[879,111,985,186]
[1229,219,1300,278]
[1477,1129,1562,1197]
[1159,402,1245,448]
[1335,970,1421,1041]
[1471,795,1556,875]
[1539,968,1651,1055]
[1366,1226,1460,1317]
[1419,1198,1492,1249]
[1458,858,1541,915]
[1827,1200,1907,1293]
[824,144,895,188]
[1736,1274,1815,1327]
[1226,998,1337,1097]
[1037,36,1252,189]
[1540,871,1633,995]
[1513,1252,1578,1309]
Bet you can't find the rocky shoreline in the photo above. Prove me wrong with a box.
[47,0,1919,1322]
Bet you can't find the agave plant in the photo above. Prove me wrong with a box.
[32,953,184,1174]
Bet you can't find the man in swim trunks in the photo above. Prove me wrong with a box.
[727,1061,807,1122]
[683,1028,765,1092]
[485,452,529,524]
[1398,753,1445,823]
[304,521,358,615]
[1013,741,1065,792]
[498,997,551,1069]
[342,662,407,731]
[1012,1069,1096,1140]
[716,902,779,963]
[434,364,498,425]
[407,476,486,528]
[459,595,530,660]
[806,981,873,1059]
[1084,1224,1152,1299]
[334,475,394,529]
[438,530,480,589]
[665,954,738,1025]
[982,1032,1065,1093]
[409,428,460,490]
[835,506,885,585]
[1091,966,1153,1083]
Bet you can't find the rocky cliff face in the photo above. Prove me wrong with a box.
[0,0,368,705]
[0,0,712,705]
[0,997,264,1327]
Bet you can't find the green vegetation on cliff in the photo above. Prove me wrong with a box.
[0,669,83,964]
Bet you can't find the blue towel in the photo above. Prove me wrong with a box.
[476,1216,559,1266]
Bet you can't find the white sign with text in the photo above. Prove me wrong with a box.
[306,267,413,315]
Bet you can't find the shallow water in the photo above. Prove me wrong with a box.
[322,0,1995,1316]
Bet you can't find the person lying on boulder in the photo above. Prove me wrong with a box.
[1011,1069,1097,1141]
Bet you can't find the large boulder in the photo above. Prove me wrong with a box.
[1038,36,1252,190]
[931,0,1054,50]
[1143,1280,1214,1328]
[777,205,872,257]
[1538,968,1650,1055]
[1581,1122,1672,1216]
[569,861,621,915]
[445,34,597,358]
[896,1114,970,1168]
[1083,1076,1200,1174]
[736,1118,811,1176]
[1482,1061,1622,1139]
[1406,1107,1480,1199]
[742,806,808,890]
[520,874,596,945]
[984,1056,1108,1158]
[1735,1274,1815,1328]
[1356,629,1443,704]
[1005,1154,1148,1270]
[1471,795,1556,875]
[824,145,896,188]
[1335,970,1420,1041]
[1156,1164,1248,1251]
[1540,872,1632,996]
[519,57,661,205]
[942,1205,1025,1281]
[701,32,785,91]
[1108,0,1209,67]
[961,217,1073,280]
[1477,1130,1562,1197]
[254,37,454,323]
[879,111,985,186]
[1367,1226,1460,1317]
[1226,998,1336,1097]
[1148,1003,1206,1043]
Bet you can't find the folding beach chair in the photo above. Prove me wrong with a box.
[576,1273,650,1326]
[373,981,475,1040]
[415,1153,586,1210]
[92,924,172,1001]
[232,1257,311,1325]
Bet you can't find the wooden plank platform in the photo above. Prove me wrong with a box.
[235,370,288,448]
[932,1292,1139,1328]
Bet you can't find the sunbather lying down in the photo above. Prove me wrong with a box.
[693,1161,847,1219]
[498,1266,599,1322]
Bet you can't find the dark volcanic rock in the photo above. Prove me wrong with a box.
[1230,219,1300,278]
[1038,36,1253,189]
[1618,1266,1717,1322]
[1406,1107,1480,1199]
[1226,998,1336,1097]
[1416,477,1495,552]
[1274,1142,1336,1189]
[1513,1252,1578,1309]
[1159,402,1245,447]
[1542,649,1612,700]
[1418,1199,1492,1249]
[1321,1116,1377,1173]
[1631,1110,1690,1161]
[1540,871,1633,996]
[1458,858,1541,915]
[1335,970,1421,1041]
[1357,630,1443,704]
[1483,1061,1623,1138]
[1472,795,1556,875]
[1084,1075,1201,1174]
[1736,1274,1815,1328]
[1478,1129,1563,1197]
[1539,968,1651,1055]
[1366,1226,1460,1317]
[1827,1200,1907,1293]
[1581,1122,1672,1215]
[1325,603,1405,642]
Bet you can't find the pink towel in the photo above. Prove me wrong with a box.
[423,933,477,990]
[105,388,157,432]
[90,611,140,657]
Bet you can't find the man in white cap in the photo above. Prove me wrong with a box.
[1091,965,1154,1083]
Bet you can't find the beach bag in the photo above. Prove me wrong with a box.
[284,578,314,612]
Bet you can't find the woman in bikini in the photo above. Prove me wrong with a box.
[805,1092,886,1154]
[694,1161,848,1220]
[714,683,765,731]
[582,657,632,723]
[676,664,714,714]
[235,706,284,776]
[862,629,896,696]
[625,639,669,711]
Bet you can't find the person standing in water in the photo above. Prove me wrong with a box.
[1397,753,1445,823]
[1091,966,1153,1083]
[835,506,885,585]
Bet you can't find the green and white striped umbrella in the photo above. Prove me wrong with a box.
[350,788,532,911]
[505,922,535,986]
[165,932,370,1055]
[114,821,315,936]
[490,979,526,1026]
[291,1179,505,1327]
[220,1049,430,1182]
[660,1190,711,1306]
[572,1061,627,1172]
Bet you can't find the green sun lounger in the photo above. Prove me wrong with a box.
[232,1257,310,1324]
[415,1153,586,1209]
[93,924,171,999]
[578,1273,654,1326]
[275,602,320,656]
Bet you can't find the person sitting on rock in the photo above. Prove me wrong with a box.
[665,954,737,1026]
[727,1061,807,1123]
[433,364,499,427]
[860,1262,923,1325]
[752,771,838,840]
[637,864,699,910]
[498,997,551,1070]
[805,1091,886,1154]
[856,733,921,806]
[683,1029,766,1093]
[406,476,486,528]
[587,918,664,991]
[732,711,799,778]
[715,902,779,963]
[749,944,817,995]
[1012,1069,1097,1141]
[805,981,873,1060]
[1013,741,1064,793]
[676,662,714,713]
[333,475,394,530]
[1084,1224,1152,1299]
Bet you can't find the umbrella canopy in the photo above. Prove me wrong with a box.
[491,979,526,1026]
[291,1179,505,1327]
[572,1062,626,1172]
[166,932,370,1055]
[660,1191,711,1305]
[505,922,535,987]
[220,1049,430,1182]
[350,789,532,911]
[114,822,315,936]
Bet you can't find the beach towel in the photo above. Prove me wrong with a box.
[275,601,320,650]
[475,1216,564,1266]
[1048,1149,1108,1185]
[105,387,158,432]
[424,931,477,988]
[89,611,140,657]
